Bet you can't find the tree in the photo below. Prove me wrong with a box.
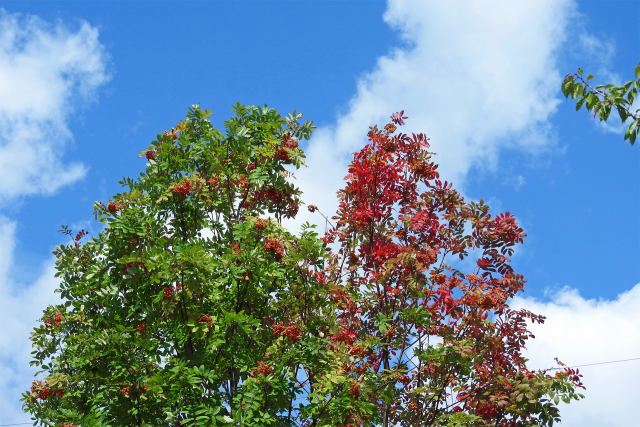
[23,104,343,425]
[24,105,583,426]
[562,61,640,144]
[316,112,584,426]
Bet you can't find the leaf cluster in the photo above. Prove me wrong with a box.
[561,62,640,144]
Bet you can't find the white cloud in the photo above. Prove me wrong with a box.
[0,9,109,202]
[0,10,107,422]
[287,2,640,425]
[0,217,60,423]
[513,285,640,426]
[294,0,575,229]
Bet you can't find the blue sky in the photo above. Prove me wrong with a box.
[0,1,638,425]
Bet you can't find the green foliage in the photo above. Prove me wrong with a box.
[561,62,640,144]
[23,105,344,426]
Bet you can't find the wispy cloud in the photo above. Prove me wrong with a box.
[0,9,109,202]
[0,10,108,422]
[290,1,640,425]
[513,284,640,426]
[295,0,575,229]
[0,217,60,423]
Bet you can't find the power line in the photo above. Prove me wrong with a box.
[0,423,32,426]
[548,356,640,370]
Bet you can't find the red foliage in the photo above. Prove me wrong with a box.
[271,321,303,343]
[173,179,192,196]
[275,147,291,162]
[31,380,64,400]
[119,384,148,398]
[107,201,120,214]
[44,312,63,328]
[249,361,273,378]
[198,314,212,325]
[263,238,284,258]
[281,133,299,149]
[254,218,269,230]
[317,111,583,425]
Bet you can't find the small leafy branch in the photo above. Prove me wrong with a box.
[561,62,640,144]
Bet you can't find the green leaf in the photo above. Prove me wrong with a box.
[617,106,629,122]
[635,62,640,80]
[586,93,598,110]
[561,77,574,97]
[572,84,584,99]
[626,119,638,144]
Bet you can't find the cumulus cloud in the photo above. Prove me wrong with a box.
[513,285,640,426]
[294,0,575,229]
[0,217,60,423]
[0,9,109,202]
[0,10,107,422]
[286,2,639,425]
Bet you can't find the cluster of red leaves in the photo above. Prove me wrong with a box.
[249,186,299,217]
[263,238,284,258]
[121,261,146,274]
[330,324,357,345]
[74,229,88,242]
[281,133,299,150]
[31,380,64,400]
[207,177,220,188]
[254,218,270,230]
[275,133,299,163]
[275,147,291,162]
[249,361,273,378]
[271,321,303,343]
[197,314,212,325]
[44,312,63,328]
[556,367,585,389]
[119,385,148,398]
[162,282,183,302]
[145,150,156,160]
[349,382,360,398]
[107,201,121,214]
[173,179,192,196]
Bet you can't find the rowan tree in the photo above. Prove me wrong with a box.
[562,61,640,144]
[23,105,349,426]
[316,112,585,426]
[23,105,583,426]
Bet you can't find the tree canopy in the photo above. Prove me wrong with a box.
[24,105,583,426]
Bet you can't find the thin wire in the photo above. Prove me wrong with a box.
[0,423,32,426]
[548,356,640,370]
